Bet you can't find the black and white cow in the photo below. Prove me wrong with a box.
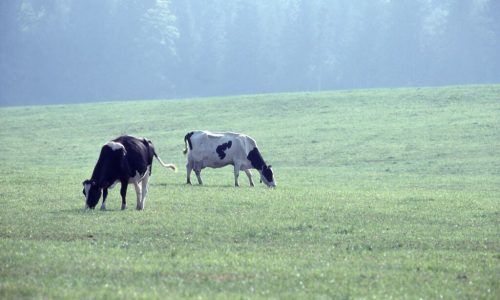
[183,131,276,187]
[83,135,176,210]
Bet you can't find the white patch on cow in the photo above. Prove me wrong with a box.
[128,165,150,184]
[106,141,125,151]
[129,171,143,184]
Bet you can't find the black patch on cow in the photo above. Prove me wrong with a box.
[247,147,265,170]
[216,140,232,159]
[185,132,194,150]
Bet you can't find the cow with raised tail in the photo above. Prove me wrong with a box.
[183,131,276,187]
[83,135,176,210]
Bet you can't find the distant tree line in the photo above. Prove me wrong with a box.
[1,0,499,105]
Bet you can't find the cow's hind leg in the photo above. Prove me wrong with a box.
[234,164,240,187]
[194,169,203,185]
[133,181,143,210]
[186,160,193,184]
[139,173,150,210]
[120,182,128,210]
[100,188,109,210]
[244,169,255,187]
[193,161,203,185]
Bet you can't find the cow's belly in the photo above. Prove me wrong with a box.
[201,157,232,169]
[109,180,119,189]
[189,152,232,169]
[193,155,251,170]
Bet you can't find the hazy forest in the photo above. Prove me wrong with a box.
[1,0,499,105]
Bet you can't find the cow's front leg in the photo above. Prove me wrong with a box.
[234,164,240,187]
[100,188,108,210]
[133,181,143,210]
[244,169,255,187]
[120,182,128,210]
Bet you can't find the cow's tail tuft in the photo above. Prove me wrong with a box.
[154,154,177,172]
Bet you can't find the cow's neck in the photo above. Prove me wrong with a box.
[247,147,266,170]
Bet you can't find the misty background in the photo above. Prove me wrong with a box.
[1,0,499,106]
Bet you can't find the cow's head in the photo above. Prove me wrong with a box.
[82,180,101,209]
[260,165,276,188]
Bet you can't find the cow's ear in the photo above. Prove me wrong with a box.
[268,165,272,169]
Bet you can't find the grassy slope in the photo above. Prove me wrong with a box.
[0,85,499,299]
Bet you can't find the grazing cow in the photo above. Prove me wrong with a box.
[183,131,276,187]
[82,135,176,210]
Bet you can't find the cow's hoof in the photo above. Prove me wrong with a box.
[121,204,127,210]
[100,206,106,211]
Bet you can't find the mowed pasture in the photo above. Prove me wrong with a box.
[0,85,499,299]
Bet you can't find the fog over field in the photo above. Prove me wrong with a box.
[1,0,499,106]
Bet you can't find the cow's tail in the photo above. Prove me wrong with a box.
[154,153,177,172]
[183,132,194,155]
[183,138,188,155]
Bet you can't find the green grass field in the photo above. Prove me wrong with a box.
[0,85,499,299]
